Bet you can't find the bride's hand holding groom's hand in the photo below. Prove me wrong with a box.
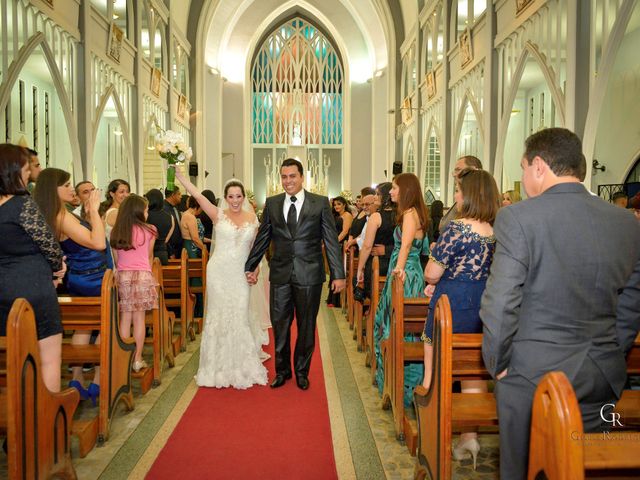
[245,268,259,285]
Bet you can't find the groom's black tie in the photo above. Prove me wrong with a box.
[287,196,297,236]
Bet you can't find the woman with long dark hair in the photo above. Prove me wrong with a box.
[33,168,108,404]
[0,144,66,392]
[144,188,175,265]
[100,178,131,239]
[372,173,430,406]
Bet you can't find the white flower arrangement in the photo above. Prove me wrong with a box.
[155,130,193,163]
[155,129,193,190]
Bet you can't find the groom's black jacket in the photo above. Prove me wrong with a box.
[245,191,345,285]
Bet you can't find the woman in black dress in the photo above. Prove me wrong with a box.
[0,144,66,392]
[145,189,175,265]
[327,196,352,307]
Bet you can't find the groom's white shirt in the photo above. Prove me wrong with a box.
[283,189,305,221]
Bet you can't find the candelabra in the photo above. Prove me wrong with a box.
[264,150,331,196]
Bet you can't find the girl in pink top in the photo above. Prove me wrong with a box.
[110,194,158,372]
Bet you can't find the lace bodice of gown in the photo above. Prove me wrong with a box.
[210,211,258,263]
[195,210,268,389]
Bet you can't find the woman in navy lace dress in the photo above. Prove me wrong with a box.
[421,168,500,468]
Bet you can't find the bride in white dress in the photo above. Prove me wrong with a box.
[174,169,268,389]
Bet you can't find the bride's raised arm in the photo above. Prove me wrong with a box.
[173,167,218,222]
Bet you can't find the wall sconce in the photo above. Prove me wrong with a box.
[592,159,606,173]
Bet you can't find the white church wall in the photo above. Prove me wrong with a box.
[221,81,244,184]
[371,71,390,183]
[350,81,373,191]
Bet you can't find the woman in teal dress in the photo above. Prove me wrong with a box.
[373,173,430,407]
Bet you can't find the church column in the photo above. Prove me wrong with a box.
[483,1,498,175]
[77,0,92,181]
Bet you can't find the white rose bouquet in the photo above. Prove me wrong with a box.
[155,129,193,190]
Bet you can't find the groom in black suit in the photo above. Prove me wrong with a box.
[245,158,345,390]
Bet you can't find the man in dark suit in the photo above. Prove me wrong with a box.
[481,128,640,479]
[439,155,482,231]
[163,186,183,258]
[245,158,345,390]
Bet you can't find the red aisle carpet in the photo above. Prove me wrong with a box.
[146,328,338,479]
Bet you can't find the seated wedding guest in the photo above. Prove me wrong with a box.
[73,181,95,219]
[440,156,482,231]
[373,174,429,406]
[101,179,131,240]
[163,185,183,258]
[428,200,444,244]
[421,169,500,469]
[26,148,42,193]
[33,168,108,404]
[199,189,217,250]
[327,196,353,307]
[181,196,205,258]
[356,184,395,299]
[145,188,175,265]
[481,128,640,479]
[0,144,66,392]
[612,191,628,209]
[502,189,522,207]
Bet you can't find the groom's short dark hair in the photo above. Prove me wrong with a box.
[281,158,303,176]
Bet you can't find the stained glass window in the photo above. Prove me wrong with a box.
[251,17,343,146]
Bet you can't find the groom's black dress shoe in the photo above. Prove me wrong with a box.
[296,375,309,390]
[270,373,292,388]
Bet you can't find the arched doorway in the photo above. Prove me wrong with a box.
[496,44,564,195]
[0,37,80,177]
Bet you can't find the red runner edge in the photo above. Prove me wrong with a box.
[146,327,338,479]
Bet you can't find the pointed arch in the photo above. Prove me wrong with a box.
[451,88,484,174]
[583,0,638,181]
[404,135,416,174]
[494,41,566,182]
[92,84,136,187]
[421,120,443,200]
[0,32,82,177]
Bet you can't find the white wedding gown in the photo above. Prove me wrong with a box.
[195,211,268,389]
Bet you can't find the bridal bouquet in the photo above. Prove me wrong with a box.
[155,129,193,190]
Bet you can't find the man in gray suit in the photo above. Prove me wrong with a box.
[481,128,640,479]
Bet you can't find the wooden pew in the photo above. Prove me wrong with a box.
[413,299,640,479]
[345,246,357,329]
[145,258,176,386]
[364,257,386,369]
[0,298,79,479]
[59,269,136,448]
[184,248,208,335]
[528,371,640,479]
[413,295,497,479]
[382,276,429,453]
[162,252,190,353]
